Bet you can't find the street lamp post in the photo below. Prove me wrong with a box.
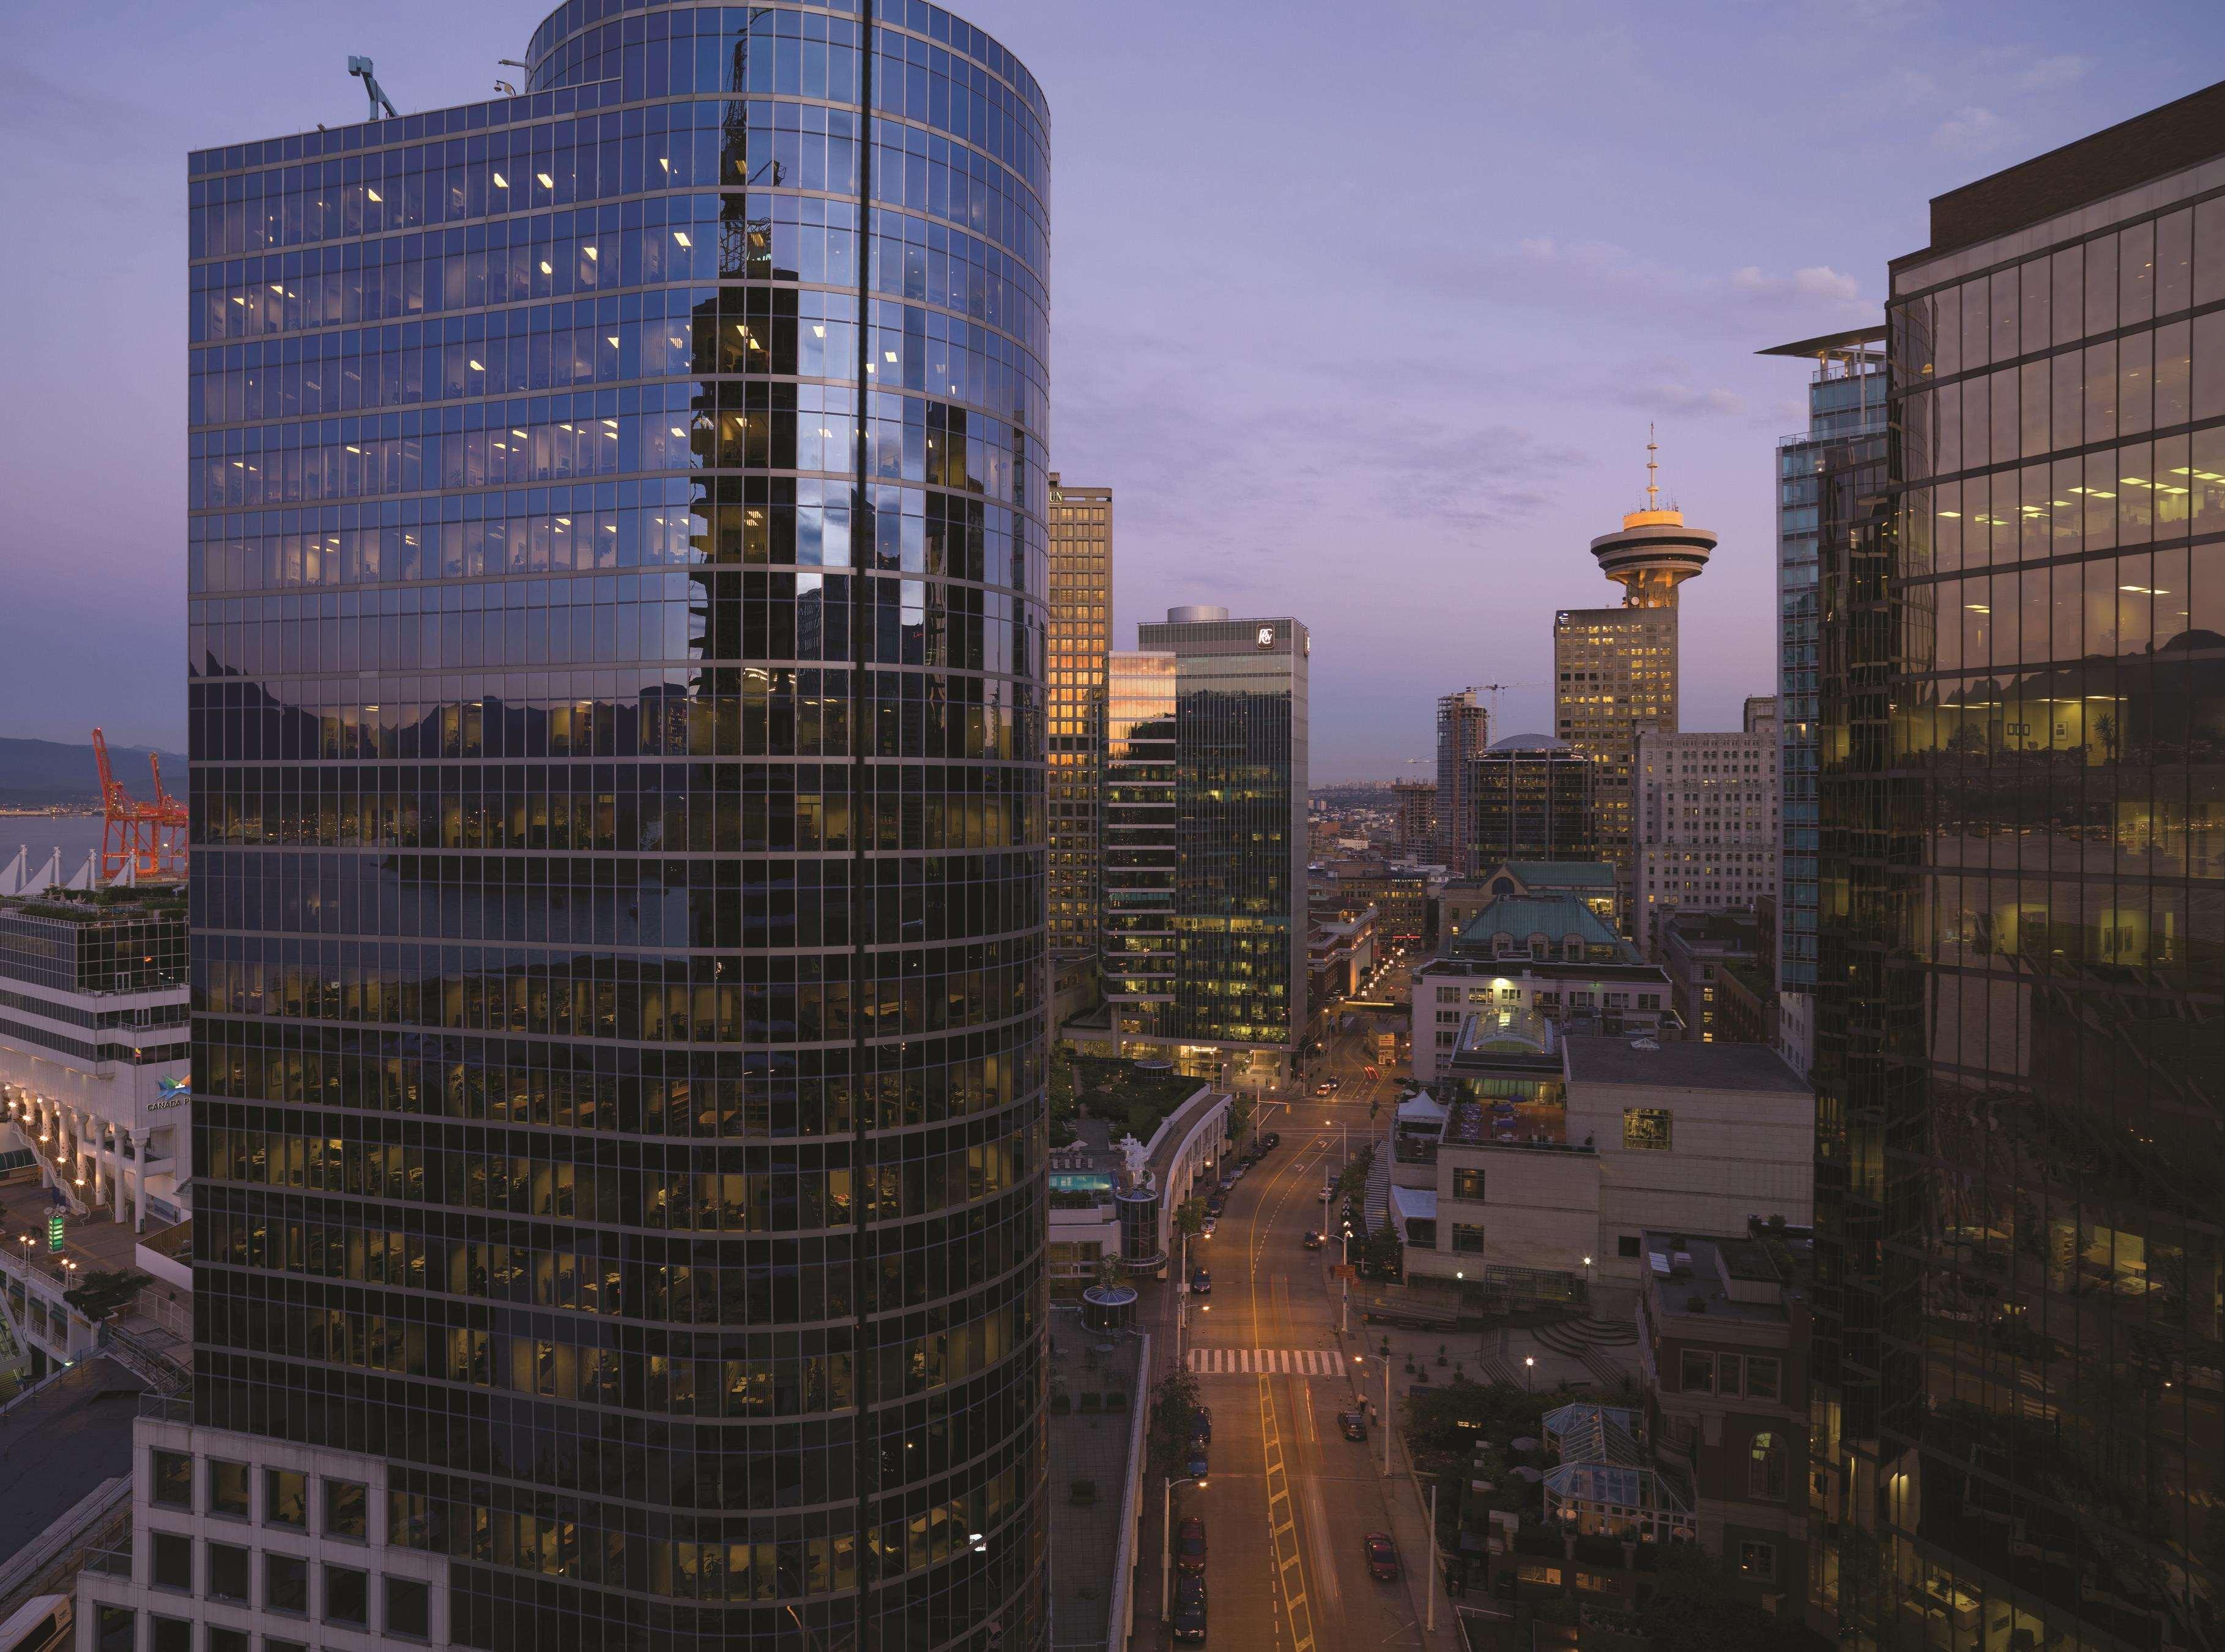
[1426,1480,1439,1634]
[1161,1473,1206,1623]
[1523,1355,1535,1393]
[1365,1353,1389,1475]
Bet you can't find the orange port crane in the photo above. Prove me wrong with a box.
[92,728,188,880]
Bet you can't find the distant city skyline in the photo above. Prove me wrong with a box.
[0,0,2213,772]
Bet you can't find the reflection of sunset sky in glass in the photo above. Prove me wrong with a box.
[2,0,2210,773]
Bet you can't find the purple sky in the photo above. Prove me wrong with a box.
[0,2,2212,776]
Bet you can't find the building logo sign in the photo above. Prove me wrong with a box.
[1255,625,1275,650]
[150,1076,191,1111]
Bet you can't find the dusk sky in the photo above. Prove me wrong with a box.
[1,1,2213,776]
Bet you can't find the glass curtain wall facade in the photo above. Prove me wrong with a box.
[1099,651,1176,1045]
[1134,612,1309,1074]
[1810,95,2225,1652]
[1769,346,1885,1014]
[185,5,1051,1649]
[1469,737,1594,865]
[1046,475,1110,963]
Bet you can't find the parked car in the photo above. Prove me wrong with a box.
[1338,1410,1367,1442]
[1204,1196,1225,1218]
[1263,1132,1280,1150]
[1172,1574,1209,1641]
[1200,1216,1217,1237]
[1176,1516,1208,1574]
[1190,1269,1211,1295]
[1302,1232,1324,1251]
[1190,1406,1213,1446]
[1364,1531,1400,1580]
[1318,1185,1332,1202]
[1185,1441,1210,1480]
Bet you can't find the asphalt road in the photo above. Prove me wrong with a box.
[1146,959,1429,1651]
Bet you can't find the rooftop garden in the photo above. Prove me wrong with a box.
[1049,1051,1205,1148]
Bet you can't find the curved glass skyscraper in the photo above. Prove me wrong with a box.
[176,6,1050,1648]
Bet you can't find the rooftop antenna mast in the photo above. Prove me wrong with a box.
[347,55,398,121]
[1645,423,1660,512]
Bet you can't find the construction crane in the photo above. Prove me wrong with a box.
[92,729,187,883]
[347,55,398,121]
[1468,682,1536,723]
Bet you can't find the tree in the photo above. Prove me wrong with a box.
[64,1268,150,1322]
[1049,1048,1080,1147]
[1093,1254,1130,1293]
[1228,1092,1257,1148]
[1172,1198,1205,1240]
[1361,1225,1403,1279]
[1145,1370,1203,1481]
[1640,1544,1791,1652]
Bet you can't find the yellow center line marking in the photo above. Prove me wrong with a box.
[1260,1371,1316,1652]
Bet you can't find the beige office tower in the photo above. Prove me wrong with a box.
[1555,434,1717,886]
[1632,697,1781,957]
[1048,474,1112,967]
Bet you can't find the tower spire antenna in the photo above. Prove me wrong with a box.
[1646,423,1660,512]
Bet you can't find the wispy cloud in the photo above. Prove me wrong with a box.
[2014,53,2089,94]
[1934,105,2010,155]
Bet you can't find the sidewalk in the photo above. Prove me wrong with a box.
[1328,1270,1462,1652]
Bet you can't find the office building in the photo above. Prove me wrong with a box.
[1312,860,1428,951]
[1556,437,1715,882]
[1383,1037,1810,1302]
[1391,778,1438,858]
[1657,909,1764,1045]
[0,884,191,1233]
[92,10,1057,1651]
[1810,83,2225,1651]
[1047,474,1111,968]
[1439,860,1621,943]
[1101,649,1178,1046]
[1758,330,1886,1074]
[1435,689,1490,873]
[1408,897,1672,1087]
[1134,606,1309,1086]
[1631,699,1780,956]
[1469,732,1595,867]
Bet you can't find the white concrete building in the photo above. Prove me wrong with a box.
[77,1412,452,1651]
[1632,701,1781,958]
[1387,1035,1812,1306]
[0,890,191,1232]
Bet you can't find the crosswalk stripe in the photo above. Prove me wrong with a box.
[1185,1347,1345,1378]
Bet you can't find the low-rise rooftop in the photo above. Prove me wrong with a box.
[1047,1321,1144,1650]
[1642,1227,1814,1323]
[1562,1036,1807,1093]
[0,1354,146,1568]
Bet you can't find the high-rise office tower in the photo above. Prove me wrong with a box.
[1555,436,1715,882]
[1467,733,1595,865]
[1810,83,2225,1651]
[1433,689,1490,873]
[1132,606,1309,1087]
[1758,330,1885,1073]
[97,10,1055,1651]
[1630,698,1780,957]
[1046,474,1111,968]
[1100,650,1177,1045]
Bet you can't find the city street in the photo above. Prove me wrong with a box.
[1134,957,1449,1651]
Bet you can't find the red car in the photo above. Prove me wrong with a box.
[1364,1531,1400,1581]
[1176,1516,1207,1574]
